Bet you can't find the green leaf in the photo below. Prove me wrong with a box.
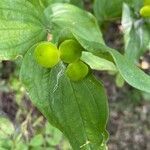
[15,141,28,150]
[121,3,134,38]
[45,122,62,146]
[20,45,109,150]
[0,1,85,60]
[129,0,143,12]
[93,0,144,24]
[30,0,71,7]
[44,3,105,45]
[81,52,117,72]
[39,0,84,8]
[76,37,150,93]
[107,47,150,93]
[122,3,150,63]
[0,139,12,149]
[115,73,125,87]
[94,0,123,23]
[29,134,44,147]
[69,0,84,8]
[0,0,48,60]
[30,147,43,150]
[0,116,14,139]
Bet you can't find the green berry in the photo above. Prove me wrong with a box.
[34,42,60,68]
[140,5,150,17]
[59,39,83,63]
[66,61,89,81]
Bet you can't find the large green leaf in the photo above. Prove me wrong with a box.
[44,3,105,45]
[0,2,109,149]
[0,0,48,60]
[20,46,109,150]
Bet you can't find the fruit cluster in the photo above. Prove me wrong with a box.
[34,40,89,81]
[140,0,150,17]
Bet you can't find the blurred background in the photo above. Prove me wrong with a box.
[0,0,150,150]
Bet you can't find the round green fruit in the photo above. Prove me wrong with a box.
[66,61,89,81]
[140,5,150,17]
[34,42,60,68]
[59,39,83,63]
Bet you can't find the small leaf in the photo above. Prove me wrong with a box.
[29,134,44,147]
[45,122,62,146]
[15,141,28,150]
[116,73,125,87]
[0,116,14,139]
[107,47,150,93]
[81,52,117,72]
[0,138,12,149]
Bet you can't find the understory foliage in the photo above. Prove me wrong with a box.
[0,0,149,149]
